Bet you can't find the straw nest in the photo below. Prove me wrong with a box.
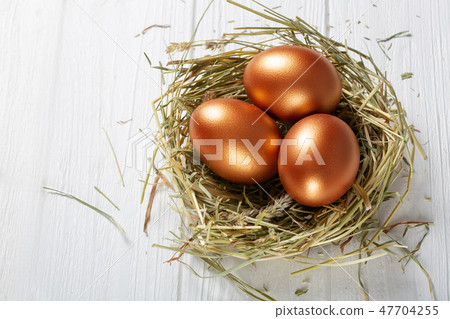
[148,1,430,300]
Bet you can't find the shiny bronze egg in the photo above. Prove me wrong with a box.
[189,98,282,184]
[244,45,342,123]
[278,114,360,207]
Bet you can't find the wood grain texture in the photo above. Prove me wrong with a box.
[0,0,448,301]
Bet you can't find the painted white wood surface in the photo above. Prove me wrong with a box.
[0,0,448,300]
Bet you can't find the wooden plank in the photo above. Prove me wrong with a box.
[329,0,449,301]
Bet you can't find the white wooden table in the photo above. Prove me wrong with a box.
[1,0,449,301]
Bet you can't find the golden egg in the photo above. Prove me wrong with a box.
[244,45,342,123]
[278,114,360,207]
[189,98,282,184]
